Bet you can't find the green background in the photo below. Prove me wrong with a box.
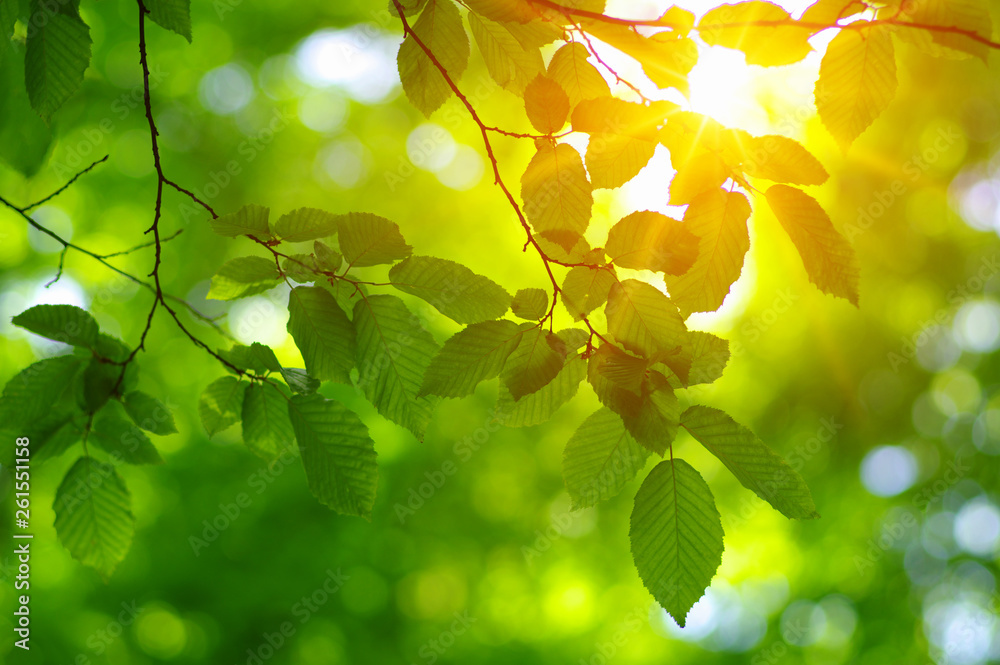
[1,0,999,663]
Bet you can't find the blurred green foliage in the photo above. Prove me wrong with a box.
[1,0,1000,663]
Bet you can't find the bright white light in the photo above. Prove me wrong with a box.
[406,124,457,172]
[954,499,1000,557]
[437,145,484,191]
[954,300,1000,353]
[229,292,289,346]
[924,598,996,665]
[958,178,1000,232]
[860,445,919,497]
[199,64,256,115]
[295,28,399,103]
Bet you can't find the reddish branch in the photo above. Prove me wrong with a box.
[530,0,1000,51]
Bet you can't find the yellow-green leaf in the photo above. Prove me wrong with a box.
[815,24,897,149]
[524,75,570,134]
[521,142,593,240]
[398,0,470,116]
[698,1,812,66]
[468,13,543,93]
[664,189,751,316]
[742,135,828,186]
[605,279,686,358]
[546,42,609,110]
[764,185,860,305]
[605,211,699,276]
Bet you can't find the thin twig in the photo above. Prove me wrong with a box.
[23,155,109,212]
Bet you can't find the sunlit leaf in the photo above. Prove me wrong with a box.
[274,207,340,243]
[511,288,548,320]
[198,376,246,436]
[606,278,686,358]
[501,327,564,400]
[397,0,470,116]
[524,75,570,134]
[521,142,593,241]
[562,265,615,321]
[11,304,99,349]
[698,1,812,66]
[742,135,828,186]
[605,211,699,275]
[664,189,751,316]
[815,24,897,149]
[764,185,860,305]
[546,42,609,110]
[389,256,511,324]
[496,355,585,427]
[338,212,413,267]
[242,382,295,461]
[468,13,543,93]
[209,204,271,239]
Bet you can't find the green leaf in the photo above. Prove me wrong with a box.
[510,288,548,320]
[207,256,281,300]
[0,44,52,176]
[219,344,270,374]
[501,327,564,400]
[353,294,440,439]
[765,185,860,306]
[242,383,294,461]
[145,0,191,41]
[338,212,412,267]
[90,402,163,465]
[684,332,730,386]
[122,391,177,435]
[605,211,699,275]
[521,142,593,242]
[11,304,99,349]
[630,458,724,627]
[664,189,751,316]
[314,241,343,272]
[283,253,317,283]
[53,457,135,581]
[274,207,340,243]
[287,286,356,383]
[681,405,820,519]
[25,0,91,120]
[564,408,649,509]
[397,0,470,116]
[419,320,523,398]
[250,342,282,372]
[587,346,679,454]
[198,376,247,436]
[496,355,585,427]
[606,279,686,358]
[32,417,82,463]
[562,266,615,321]
[279,368,320,395]
[78,358,124,413]
[546,42,610,110]
[287,394,378,518]
[467,12,543,94]
[389,256,511,324]
[209,204,271,239]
